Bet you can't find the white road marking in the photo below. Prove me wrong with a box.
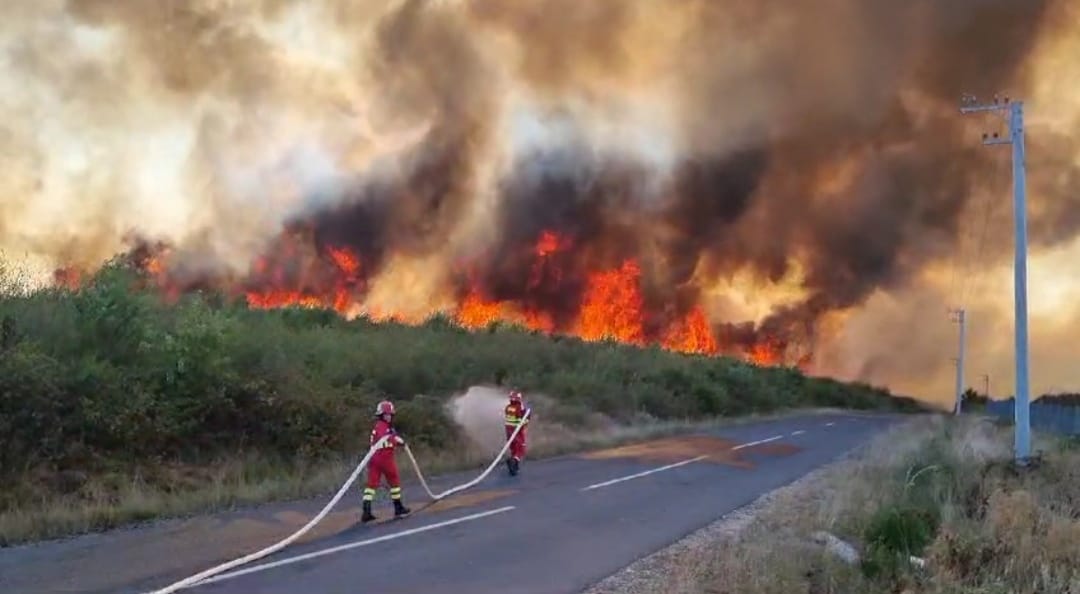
[581,433,791,492]
[790,430,806,436]
[581,456,708,491]
[731,435,783,450]
[826,422,836,427]
[191,506,516,587]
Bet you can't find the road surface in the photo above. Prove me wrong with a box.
[1,412,900,594]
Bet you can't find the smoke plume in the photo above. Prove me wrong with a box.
[448,386,509,453]
[3,0,1079,405]
[448,385,606,456]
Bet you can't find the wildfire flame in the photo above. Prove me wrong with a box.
[662,306,719,355]
[575,260,646,345]
[53,267,83,291]
[52,229,810,369]
[747,338,784,367]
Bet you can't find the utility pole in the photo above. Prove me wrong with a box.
[949,308,967,414]
[982,373,990,399]
[960,93,1031,463]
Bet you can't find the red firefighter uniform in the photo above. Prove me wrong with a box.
[504,391,531,475]
[362,400,410,522]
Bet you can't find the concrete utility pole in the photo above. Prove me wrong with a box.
[959,94,1031,463]
[949,308,967,414]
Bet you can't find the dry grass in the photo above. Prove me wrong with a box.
[0,408,830,546]
[0,455,360,547]
[662,416,1080,594]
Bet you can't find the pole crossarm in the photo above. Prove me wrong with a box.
[959,104,1007,114]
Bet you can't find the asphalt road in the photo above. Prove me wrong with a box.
[2,412,900,594]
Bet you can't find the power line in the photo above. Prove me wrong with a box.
[960,152,1010,307]
[952,194,981,308]
[959,178,990,306]
[946,118,1005,414]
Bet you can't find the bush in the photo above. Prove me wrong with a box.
[394,395,463,451]
[0,260,919,520]
[861,504,939,579]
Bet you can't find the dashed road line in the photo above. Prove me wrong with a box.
[581,456,708,491]
[582,433,789,492]
[790,430,806,436]
[731,435,783,450]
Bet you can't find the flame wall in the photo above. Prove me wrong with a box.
[2,0,1079,403]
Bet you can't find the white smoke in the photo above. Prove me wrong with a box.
[446,385,619,456]
[447,385,511,452]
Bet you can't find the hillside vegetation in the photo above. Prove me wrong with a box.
[0,259,920,544]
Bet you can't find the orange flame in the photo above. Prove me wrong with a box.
[534,230,563,257]
[58,229,810,367]
[327,246,360,278]
[457,290,503,329]
[575,260,645,345]
[662,306,719,355]
[520,309,556,334]
[144,256,165,277]
[53,267,82,290]
[243,243,363,315]
[747,337,784,366]
[247,290,327,310]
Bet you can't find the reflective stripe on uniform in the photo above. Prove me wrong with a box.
[371,438,395,449]
[389,487,402,500]
[362,488,376,501]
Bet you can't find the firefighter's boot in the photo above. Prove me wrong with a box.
[393,499,411,518]
[508,457,520,476]
[361,500,377,523]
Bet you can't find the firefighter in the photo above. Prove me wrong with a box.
[362,399,411,523]
[504,389,532,476]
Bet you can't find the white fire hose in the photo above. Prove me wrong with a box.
[147,408,530,594]
[404,408,530,500]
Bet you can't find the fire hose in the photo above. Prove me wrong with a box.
[404,408,529,500]
[146,408,530,594]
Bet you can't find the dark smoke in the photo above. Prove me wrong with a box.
[275,0,1069,348]
[16,0,1079,379]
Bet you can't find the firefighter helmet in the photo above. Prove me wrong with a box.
[509,390,523,404]
[375,400,396,417]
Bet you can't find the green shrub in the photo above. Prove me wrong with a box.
[0,259,919,515]
[861,504,940,580]
[394,395,462,451]
[0,343,70,475]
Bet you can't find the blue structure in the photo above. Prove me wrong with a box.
[985,398,1080,436]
